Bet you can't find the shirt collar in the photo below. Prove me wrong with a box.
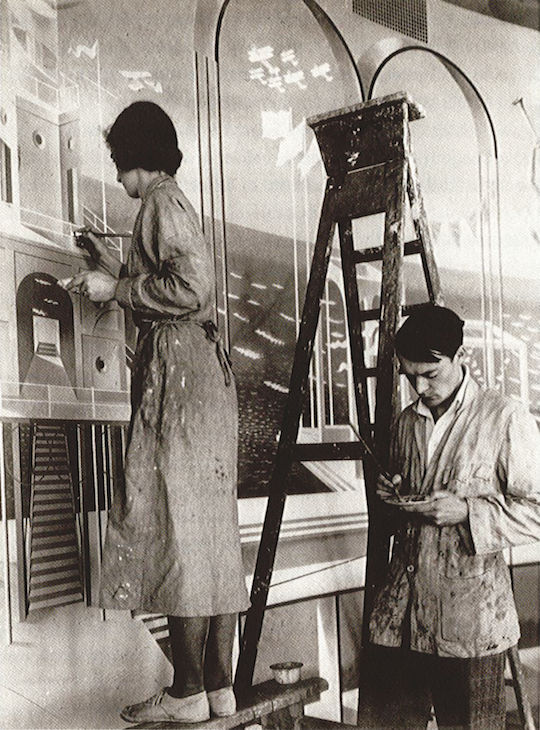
[414,364,471,419]
[142,173,171,201]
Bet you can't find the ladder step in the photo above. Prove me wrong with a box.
[361,367,378,378]
[33,491,72,501]
[358,308,381,322]
[34,459,69,466]
[403,301,433,316]
[358,301,432,322]
[353,238,423,264]
[294,441,368,461]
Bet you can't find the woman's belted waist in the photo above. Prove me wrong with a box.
[135,314,233,386]
[200,320,233,387]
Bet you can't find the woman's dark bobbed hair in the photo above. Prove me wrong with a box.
[106,101,183,176]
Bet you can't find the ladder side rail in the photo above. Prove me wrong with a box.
[235,187,338,691]
[373,156,408,462]
[362,157,408,632]
[406,155,443,305]
[337,218,373,439]
[337,215,383,636]
[507,644,536,730]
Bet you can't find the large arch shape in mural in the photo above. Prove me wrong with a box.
[192,0,363,349]
[194,0,364,99]
[363,42,504,390]
[192,0,366,497]
[365,44,497,158]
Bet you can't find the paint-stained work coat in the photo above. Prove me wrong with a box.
[369,377,540,658]
[99,174,249,616]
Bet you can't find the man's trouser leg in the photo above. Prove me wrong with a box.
[357,645,432,729]
[357,646,506,730]
[431,651,507,730]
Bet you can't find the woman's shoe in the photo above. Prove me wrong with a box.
[207,686,237,716]
[120,688,210,723]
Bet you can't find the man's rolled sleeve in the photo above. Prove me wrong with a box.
[467,407,540,554]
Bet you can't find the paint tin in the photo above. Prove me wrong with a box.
[270,661,303,684]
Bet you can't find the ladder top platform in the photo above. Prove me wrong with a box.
[307,92,425,129]
[306,93,425,179]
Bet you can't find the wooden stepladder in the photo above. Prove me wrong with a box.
[234,92,535,730]
[235,92,441,690]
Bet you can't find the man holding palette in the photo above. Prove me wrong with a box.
[358,305,540,730]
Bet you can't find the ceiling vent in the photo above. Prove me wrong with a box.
[352,0,428,42]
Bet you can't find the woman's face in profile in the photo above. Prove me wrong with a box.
[116,168,140,199]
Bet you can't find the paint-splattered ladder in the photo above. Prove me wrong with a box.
[233,92,534,730]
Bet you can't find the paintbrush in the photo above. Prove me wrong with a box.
[347,420,403,501]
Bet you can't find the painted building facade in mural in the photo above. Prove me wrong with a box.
[0,0,129,428]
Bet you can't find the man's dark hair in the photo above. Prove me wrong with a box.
[106,101,183,176]
[394,305,464,362]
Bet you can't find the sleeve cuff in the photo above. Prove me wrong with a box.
[466,496,501,554]
[114,277,133,309]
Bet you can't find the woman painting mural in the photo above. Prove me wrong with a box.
[65,101,249,724]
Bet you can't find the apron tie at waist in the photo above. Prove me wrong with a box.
[201,320,233,387]
[135,316,233,387]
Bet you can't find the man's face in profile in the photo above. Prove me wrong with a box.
[399,349,463,409]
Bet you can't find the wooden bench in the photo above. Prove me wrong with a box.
[131,676,329,729]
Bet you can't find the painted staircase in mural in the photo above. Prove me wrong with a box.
[28,424,84,611]
[132,612,171,661]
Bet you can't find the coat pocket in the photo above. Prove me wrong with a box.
[448,462,495,498]
[439,556,513,646]
[440,575,489,642]
[441,528,497,578]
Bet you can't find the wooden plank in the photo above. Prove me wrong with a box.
[132,677,328,730]
[294,441,368,461]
